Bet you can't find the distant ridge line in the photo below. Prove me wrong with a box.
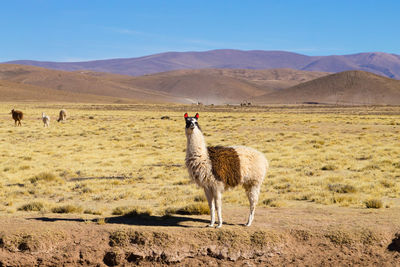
[5,49,400,79]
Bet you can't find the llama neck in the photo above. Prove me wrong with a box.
[186,128,208,159]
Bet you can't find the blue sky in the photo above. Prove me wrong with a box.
[1,0,399,62]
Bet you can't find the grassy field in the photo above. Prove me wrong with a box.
[1,103,399,217]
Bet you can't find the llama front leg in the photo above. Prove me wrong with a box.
[215,191,223,228]
[204,188,215,227]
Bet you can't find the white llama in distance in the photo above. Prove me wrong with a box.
[42,112,50,127]
[184,113,268,228]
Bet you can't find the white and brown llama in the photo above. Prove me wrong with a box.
[184,113,268,228]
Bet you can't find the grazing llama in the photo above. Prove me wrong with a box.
[11,109,23,126]
[57,109,67,122]
[184,113,268,228]
[42,112,50,127]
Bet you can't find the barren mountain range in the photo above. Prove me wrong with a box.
[6,49,400,79]
[1,49,400,104]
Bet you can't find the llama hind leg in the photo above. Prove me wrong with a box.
[214,190,223,228]
[245,184,261,226]
[204,188,215,227]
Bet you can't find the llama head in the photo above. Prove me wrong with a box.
[184,113,201,134]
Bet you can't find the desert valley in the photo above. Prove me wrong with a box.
[1,50,400,265]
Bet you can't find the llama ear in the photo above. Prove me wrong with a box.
[195,113,199,119]
[184,113,188,118]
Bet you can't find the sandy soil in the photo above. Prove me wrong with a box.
[1,204,400,266]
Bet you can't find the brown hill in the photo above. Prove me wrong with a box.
[255,71,400,105]
[0,64,328,104]
[0,64,187,103]
[0,79,137,103]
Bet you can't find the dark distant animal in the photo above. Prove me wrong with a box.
[11,109,23,126]
[57,109,67,122]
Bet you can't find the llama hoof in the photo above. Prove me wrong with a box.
[215,224,222,228]
[206,224,214,228]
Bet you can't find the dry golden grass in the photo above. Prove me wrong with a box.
[0,103,399,216]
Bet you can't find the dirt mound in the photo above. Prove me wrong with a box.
[1,205,400,266]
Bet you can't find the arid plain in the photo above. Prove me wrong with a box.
[1,103,400,265]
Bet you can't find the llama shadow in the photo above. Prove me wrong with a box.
[104,214,214,228]
[29,214,228,228]
[30,217,86,223]
[387,234,400,252]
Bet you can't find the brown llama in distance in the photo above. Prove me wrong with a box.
[11,109,23,126]
[57,109,67,122]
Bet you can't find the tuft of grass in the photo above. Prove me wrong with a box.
[72,183,93,193]
[328,184,357,194]
[109,230,129,247]
[95,218,107,225]
[365,199,383,209]
[19,165,31,170]
[250,230,280,246]
[112,206,152,217]
[193,194,206,202]
[359,228,379,245]
[18,202,44,212]
[380,180,395,188]
[51,204,82,214]
[165,203,210,215]
[29,172,60,184]
[325,230,353,245]
[3,167,11,172]
[321,165,336,171]
[262,198,285,207]
[17,234,39,251]
[84,209,102,215]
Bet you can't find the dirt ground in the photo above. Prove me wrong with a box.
[1,204,400,266]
